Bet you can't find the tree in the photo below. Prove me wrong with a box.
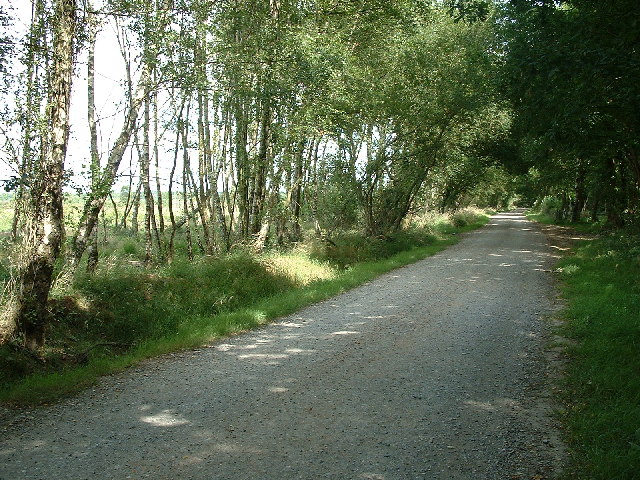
[7,0,77,350]
[500,0,640,223]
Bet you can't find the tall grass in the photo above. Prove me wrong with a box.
[0,209,489,405]
[557,233,640,479]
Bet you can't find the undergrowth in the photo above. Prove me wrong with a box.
[556,232,640,479]
[0,210,489,405]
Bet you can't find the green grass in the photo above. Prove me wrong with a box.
[556,232,640,479]
[0,211,489,406]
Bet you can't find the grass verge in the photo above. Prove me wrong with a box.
[555,232,640,479]
[0,214,488,406]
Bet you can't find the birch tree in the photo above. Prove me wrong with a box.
[7,0,77,350]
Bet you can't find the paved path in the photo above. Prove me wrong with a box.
[0,212,564,479]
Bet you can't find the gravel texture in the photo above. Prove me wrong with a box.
[0,212,565,479]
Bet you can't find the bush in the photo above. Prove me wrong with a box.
[78,253,294,343]
[537,195,562,217]
[121,240,139,256]
[451,207,491,228]
[308,229,439,268]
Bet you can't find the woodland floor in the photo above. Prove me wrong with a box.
[0,212,568,479]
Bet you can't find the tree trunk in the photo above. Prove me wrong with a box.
[140,90,160,265]
[131,181,141,233]
[182,115,194,261]
[153,84,165,234]
[68,29,146,268]
[312,139,324,238]
[605,157,625,228]
[590,196,600,223]
[234,99,250,239]
[251,103,270,235]
[8,0,76,350]
[570,161,586,223]
[195,88,214,254]
[86,225,99,274]
[290,140,305,242]
[167,98,185,262]
[109,193,119,230]
[86,11,100,272]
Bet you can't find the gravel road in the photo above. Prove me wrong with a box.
[0,212,565,480]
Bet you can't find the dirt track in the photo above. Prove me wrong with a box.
[0,212,565,479]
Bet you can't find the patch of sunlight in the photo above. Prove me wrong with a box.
[493,214,527,220]
[26,440,47,449]
[331,330,360,336]
[140,409,190,427]
[464,398,522,413]
[237,353,289,360]
[464,400,498,412]
[249,310,267,323]
[558,264,580,275]
[216,343,235,351]
[360,474,386,480]
[213,443,264,454]
[285,348,315,354]
[268,386,289,393]
[261,252,338,286]
[179,454,205,465]
[278,321,304,328]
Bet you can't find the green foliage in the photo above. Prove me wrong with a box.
[120,240,139,256]
[0,4,13,79]
[558,233,640,479]
[308,230,433,269]
[312,209,489,268]
[499,0,640,219]
[538,196,563,218]
[78,253,293,344]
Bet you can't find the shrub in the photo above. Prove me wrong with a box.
[537,195,561,217]
[121,240,139,256]
[78,253,294,343]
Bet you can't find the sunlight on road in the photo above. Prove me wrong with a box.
[140,410,190,427]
